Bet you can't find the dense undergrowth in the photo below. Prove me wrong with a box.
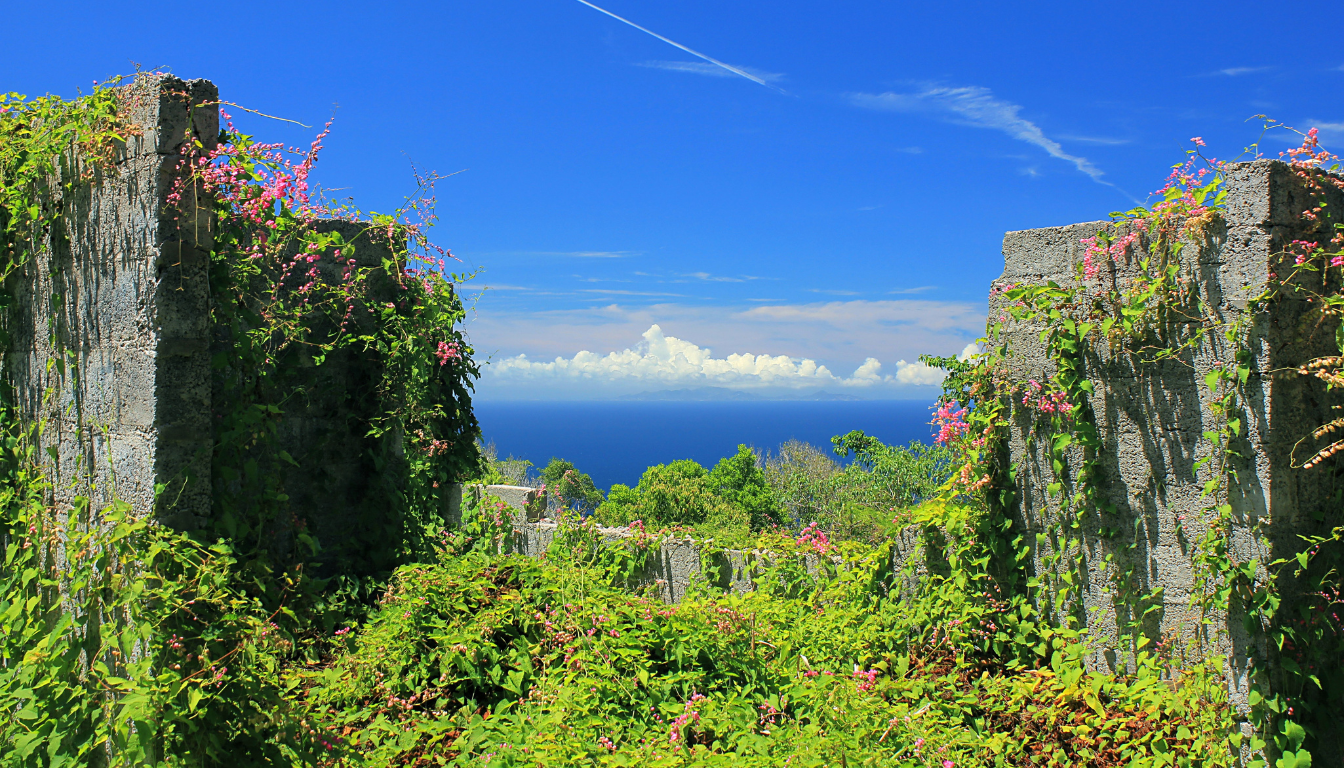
[7,74,1336,768]
[290,526,1233,767]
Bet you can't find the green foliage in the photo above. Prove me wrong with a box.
[0,420,327,766]
[472,441,532,486]
[292,532,1233,767]
[832,430,955,509]
[540,458,604,513]
[759,436,955,543]
[594,459,750,544]
[707,444,782,531]
[0,75,484,766]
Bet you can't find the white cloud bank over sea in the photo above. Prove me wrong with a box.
[483,324,976,399]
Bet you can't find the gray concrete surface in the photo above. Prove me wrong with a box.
[5,75,444,574]
[454,483,936,604]
[5,74,218,528]
[991,160,1343,737]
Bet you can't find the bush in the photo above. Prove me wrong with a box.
[539,458,604,514]
[761,434,956,543]
[593,459,751,543]
[707,444,782,531]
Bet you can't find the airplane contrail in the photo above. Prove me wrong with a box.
[573,0,784,92]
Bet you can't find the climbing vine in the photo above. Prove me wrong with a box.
[927,124,1344,766]
[0,72,484,763]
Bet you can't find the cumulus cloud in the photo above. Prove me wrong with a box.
[489,324,946,391]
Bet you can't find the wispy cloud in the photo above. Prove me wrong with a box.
[1212,66,1270,76]
[489,324,946,391]
[459,283,533,292]
[807,288,860,296]
[578,289,688,297]
[850,84,1125,193]
[639,60,783,83]
[1308,120,1344,137]
[888,286,936,294]
[680,271,761,283]
[1058,134,1131,145]
[551,250,634,258]
[573,0,785,92]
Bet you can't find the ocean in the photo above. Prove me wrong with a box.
[473,400,938,491]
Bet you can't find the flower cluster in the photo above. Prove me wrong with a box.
[436,340,462,365]
[1019,379,1075,417]
[931,401,969,445]
[852,667,879,692]
[668,693,705,747]
[1079,231,1140,280]
[795,522,832,555]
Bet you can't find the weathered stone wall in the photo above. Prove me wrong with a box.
[4,75,218,528]
[991,160,1343,725]
[2,75,424,569]
[463,483,934,604]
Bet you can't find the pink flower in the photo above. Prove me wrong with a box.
[436,341,461,365]
[932,401,969,445]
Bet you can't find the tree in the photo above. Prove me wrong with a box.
[539,458,604,514]
[709,444,783,530]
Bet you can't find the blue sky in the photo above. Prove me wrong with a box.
[6,1,1342,399]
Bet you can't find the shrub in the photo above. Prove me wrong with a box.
[539,458,604,514]
[707,444,783,531]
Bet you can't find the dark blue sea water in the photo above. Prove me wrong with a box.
[474,400,938,491]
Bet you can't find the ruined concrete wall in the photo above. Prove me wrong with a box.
[3,75,217,527]
[991,160,1343,721]
[465,483,934,604]
[2,76,432,568]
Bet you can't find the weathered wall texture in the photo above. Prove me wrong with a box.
[465,483,934,604]
[991,160,1343,721]
[4,75,218,528]
[3,75,414,567]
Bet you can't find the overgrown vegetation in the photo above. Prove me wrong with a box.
[4,75,1337,768]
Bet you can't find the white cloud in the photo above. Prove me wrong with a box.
[849,84,1113,186]
[680,271,761,283]
[464,299,984,398]
[1307,120,1344,139]
[488,324,945,391]
[1214,66,1270,76]
[638,60,784,83]
[578,289,687,297]
[1058,134,1131,145]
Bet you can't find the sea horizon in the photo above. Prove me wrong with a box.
[474,399,940,491]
